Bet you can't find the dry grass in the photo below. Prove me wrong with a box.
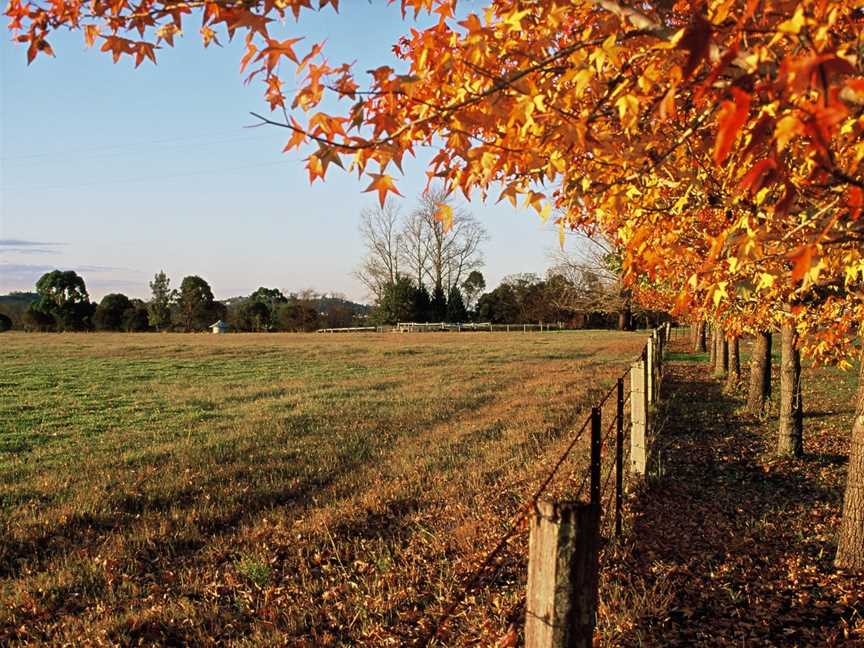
[0,330,645,646]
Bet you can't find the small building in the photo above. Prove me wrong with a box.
[210,320,228,335]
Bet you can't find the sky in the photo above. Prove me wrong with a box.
[1,4,564,303]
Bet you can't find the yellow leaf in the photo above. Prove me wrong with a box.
[435,204,453,232]
[777,6,806,34]
[615,94,640,131]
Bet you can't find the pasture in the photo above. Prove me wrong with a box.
[0,330,646,645]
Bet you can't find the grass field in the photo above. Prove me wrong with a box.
[0,330,646,646]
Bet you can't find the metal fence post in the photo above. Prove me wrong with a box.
[590,406,602,515]
[615,377,624,536]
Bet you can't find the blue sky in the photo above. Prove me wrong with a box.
[1,3,562,302]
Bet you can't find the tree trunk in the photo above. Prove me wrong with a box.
[713,329,728,377]
[724,336,740,390]
[618,295,632,331]
[746,331,772,416]
[709,325,717,366]
[777,316,803,457]
[836,357,864,571]
[693,321,707,353]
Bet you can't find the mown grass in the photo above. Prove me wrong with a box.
[0,330,645,646]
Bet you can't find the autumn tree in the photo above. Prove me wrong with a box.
[747,332,773,417]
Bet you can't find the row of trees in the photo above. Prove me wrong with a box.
[15,270,226,332]
[5,270,365,333]
[224,288,364,332]
[359,196,646,328]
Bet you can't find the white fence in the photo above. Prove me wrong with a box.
[317,322,567,334]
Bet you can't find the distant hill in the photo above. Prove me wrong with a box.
[317,296,369,316]
[0,292,39,328]
[0,292,38,306]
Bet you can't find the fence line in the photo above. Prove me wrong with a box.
[414,322,672,647]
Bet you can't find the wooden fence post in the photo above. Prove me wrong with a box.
[646,336,655,406]
[525,500,599,648]
[630,359,647,476]
[615,377,624,537]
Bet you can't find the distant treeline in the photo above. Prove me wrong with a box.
[0,270,368,333]
[370,270,667,330]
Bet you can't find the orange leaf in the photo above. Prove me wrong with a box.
[363,174,402,207]
[789,245,814,283]
[848,186,863,221]
[714,88,751,165]
[678,13,712,79]
[738,158,777,194]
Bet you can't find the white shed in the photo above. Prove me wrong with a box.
[210,320,228,334]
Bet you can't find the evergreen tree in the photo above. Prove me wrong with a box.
[374,277,417,325]
[446,286,468,323]
[148,270,174,331]
[430,283,447,321]
[412,283,431,322]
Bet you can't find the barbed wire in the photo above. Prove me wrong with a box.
[415,411,593,646]
[414,333,662,646]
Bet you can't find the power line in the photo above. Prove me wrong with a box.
[0,130,278,163]
[2,159,292,193]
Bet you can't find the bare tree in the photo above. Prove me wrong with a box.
[412,188,487,293]
[399,205,430,289]
[357,190,487,305]
[355,201,403,301]
[547,233,633,329]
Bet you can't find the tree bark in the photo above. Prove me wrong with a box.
[836,357,864,571]
[618,294,632,331]
[713,329,729,377]
[746,331,772,416]
[693,321,707,353]
[725,336,740,390]
[709,325,717,367]
[777,315,803,457]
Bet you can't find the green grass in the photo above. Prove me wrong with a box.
[0,330,645,645]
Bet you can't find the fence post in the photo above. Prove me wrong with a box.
[646,335,655,406]
[590,406,602,515]
[615,377,624,537]
[630,359,647,476]
[525,500,599,648]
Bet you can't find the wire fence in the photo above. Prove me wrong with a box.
[414,324,669,646]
